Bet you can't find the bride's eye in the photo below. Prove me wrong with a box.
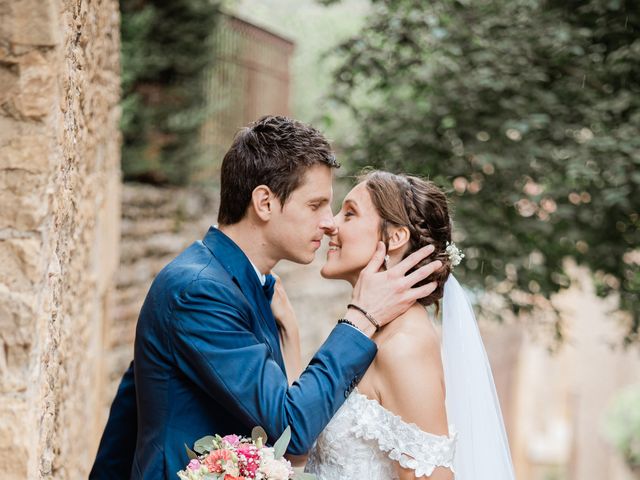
[344,210,355,219]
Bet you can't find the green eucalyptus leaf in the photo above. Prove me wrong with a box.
[273,425,291,459]
[251,426,268,445]
[193,435,215,455]
[184,443,198,460]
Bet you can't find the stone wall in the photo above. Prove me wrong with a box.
[0,1,121,478]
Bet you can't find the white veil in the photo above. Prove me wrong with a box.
[441,275,516,479]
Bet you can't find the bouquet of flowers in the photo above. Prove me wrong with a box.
[178,426,316,480]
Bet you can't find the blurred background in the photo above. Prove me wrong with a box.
[0,0,638,478]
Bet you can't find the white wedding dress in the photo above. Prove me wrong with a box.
[305,389,457,479]
[306,276,516,480]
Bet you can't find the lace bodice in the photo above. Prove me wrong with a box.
[306,390,457,479]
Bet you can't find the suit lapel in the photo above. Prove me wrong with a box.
[238,277,284,365]
[202,227,285,371]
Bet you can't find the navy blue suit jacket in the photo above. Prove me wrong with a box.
[90,227,377,479]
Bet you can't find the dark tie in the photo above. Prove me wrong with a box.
[263,273,276,302]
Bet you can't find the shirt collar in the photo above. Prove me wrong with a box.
[250,261,266,286]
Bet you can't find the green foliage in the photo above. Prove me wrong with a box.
[329,0,640,343]
[185,443,198,460]
[120,0,221,184]
[251,426,268,446]
[273,425,291,459]
[193,435,215,454]
[603,384,640,468]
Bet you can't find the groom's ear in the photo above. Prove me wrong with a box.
[251,185,275,221]
[387,226,411,253]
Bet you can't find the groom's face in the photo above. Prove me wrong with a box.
[265,164,336,265]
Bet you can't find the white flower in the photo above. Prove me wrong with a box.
[177,465,209,480]
[260,447,275,461]
[445,242,465,266]
[258,456,293,480]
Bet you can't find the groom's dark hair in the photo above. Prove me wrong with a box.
[217,115,339,225]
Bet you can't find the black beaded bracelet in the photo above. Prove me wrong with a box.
[337,318,360,331]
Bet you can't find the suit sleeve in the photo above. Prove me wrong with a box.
[170,279,377,455]
[89,361,137,479]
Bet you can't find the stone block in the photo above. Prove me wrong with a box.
[0,0,60,47]
[0,64,18,107]
[0,238,44,291]
[0,2,12,42]
[0,43,10,62]
[0,182,49,231]
[0,287,34,393]
[0,141,50,232]
[0,134,52,173]
[0,283,36,328]
[14,50,56,119]
[120,217,177,238]
[0,399,30,479]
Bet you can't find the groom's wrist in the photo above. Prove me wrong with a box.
[343,310,376,338]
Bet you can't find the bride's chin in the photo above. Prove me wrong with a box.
[320,265,333,279]
[320,264,341,280]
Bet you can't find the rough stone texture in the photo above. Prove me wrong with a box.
[0,0,121,478]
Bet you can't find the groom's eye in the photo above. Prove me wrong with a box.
[309,203,320,211]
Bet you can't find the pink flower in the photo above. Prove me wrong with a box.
[203,449,234,473]
[223,434,241,447]
[187,459,201,470]
[236,444,260,478]
[224,475,246,480]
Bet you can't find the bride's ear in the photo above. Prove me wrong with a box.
[251,185,276,221]
[386,226,411,253]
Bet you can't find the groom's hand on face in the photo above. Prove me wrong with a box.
[346,242,441,337]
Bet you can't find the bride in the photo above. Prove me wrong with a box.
[273,170,516,479]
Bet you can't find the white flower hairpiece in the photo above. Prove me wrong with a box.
[445,241,465,266]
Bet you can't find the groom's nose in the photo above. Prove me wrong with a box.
[321,212,342,237]
[319,208,337,235]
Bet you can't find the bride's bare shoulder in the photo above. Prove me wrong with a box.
[375,304,441,364]
[357,303,445,400]
[363,304,449,438]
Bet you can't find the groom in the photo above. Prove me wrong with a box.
[90,116,439,479]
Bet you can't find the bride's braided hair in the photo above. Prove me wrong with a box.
[360,170,453,310]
